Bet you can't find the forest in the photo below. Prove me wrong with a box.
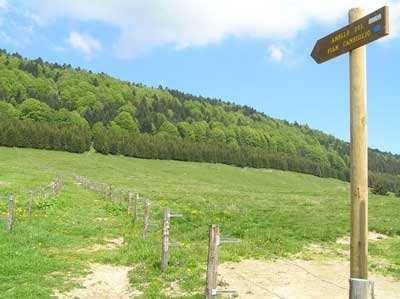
[0,49,399,192]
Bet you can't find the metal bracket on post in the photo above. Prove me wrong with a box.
[349,278,375,299]
[219,237,241,245]
[216,289,238,296]
[170,213,183,218]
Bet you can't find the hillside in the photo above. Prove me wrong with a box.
[1,147,400,298]
[0,49,399,191]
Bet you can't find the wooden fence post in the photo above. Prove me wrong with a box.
[143,199,150,238]
[55,176,62,195]
[205,224,219,298]
[52,180,56,196]
[59,177,63,194]
[6,194,16,232]
[27,191,33,217]
[161,208,171,272]
[128,192,133,214]
[133,193,139,223]
[108,184,112,201]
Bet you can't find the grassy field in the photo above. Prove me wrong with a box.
[0,146,400,298]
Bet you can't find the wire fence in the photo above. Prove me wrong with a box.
[2,173,352,298]
[73,174,243,298]
[0,176,64,232]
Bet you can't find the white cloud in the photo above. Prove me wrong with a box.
[67,32,102,56]
[392,2,400,37]
[21,0,400,57]
[0,0,8,10]
[268,45,284,62]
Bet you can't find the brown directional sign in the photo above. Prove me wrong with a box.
[311,6,389,64]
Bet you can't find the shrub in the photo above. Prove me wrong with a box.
[372,182,389,196]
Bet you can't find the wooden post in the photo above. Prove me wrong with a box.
[55,177,62,195]
[52,180,56,196]
[27,190,33,217]
[143,199,150,238]
[108,184,112,201]
[205,224,219,298]
[133,193,139,223]
[349,8,369,298]
[161,208,170,272]
[128,192,133,214]
[60,177,63,193]
[6,194,16,232]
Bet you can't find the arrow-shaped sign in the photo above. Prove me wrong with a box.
[311,6,389,64]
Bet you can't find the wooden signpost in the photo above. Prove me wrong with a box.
[311,6,389,64]
[311,6,389,299]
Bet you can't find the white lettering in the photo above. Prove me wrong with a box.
[369,14,382,24]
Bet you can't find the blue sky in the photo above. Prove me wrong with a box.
[1,0,399,153]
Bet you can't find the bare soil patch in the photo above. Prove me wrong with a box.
[162,281,189,298]
[77,237,124,253]
[54,264,136,299]
[219,259,400,299]
[336,231,389,245]
[54,237,141,298]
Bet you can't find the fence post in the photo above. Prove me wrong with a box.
[128,192,133,214]
[108,184,112,201]
[205,224,219,298]
[55,176,62,195]
[143,199,150,238]
[161,208,171,272]
[52,180,56,196]
[27,190,33,217]
[6,194,16,232]
[133,193,139,223]
[59,177,63,194]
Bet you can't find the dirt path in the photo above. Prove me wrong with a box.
[76,237,124,253]
[219,259,400,299]
[54,237,142,299]
[55,264,134,299]
[336,231,388,245]
[217,232,400,298]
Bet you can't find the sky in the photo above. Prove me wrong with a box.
[0,0,399,153]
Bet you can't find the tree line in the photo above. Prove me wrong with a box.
[0,118,90,153]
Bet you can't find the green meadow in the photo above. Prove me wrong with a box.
[0,146,399,298]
